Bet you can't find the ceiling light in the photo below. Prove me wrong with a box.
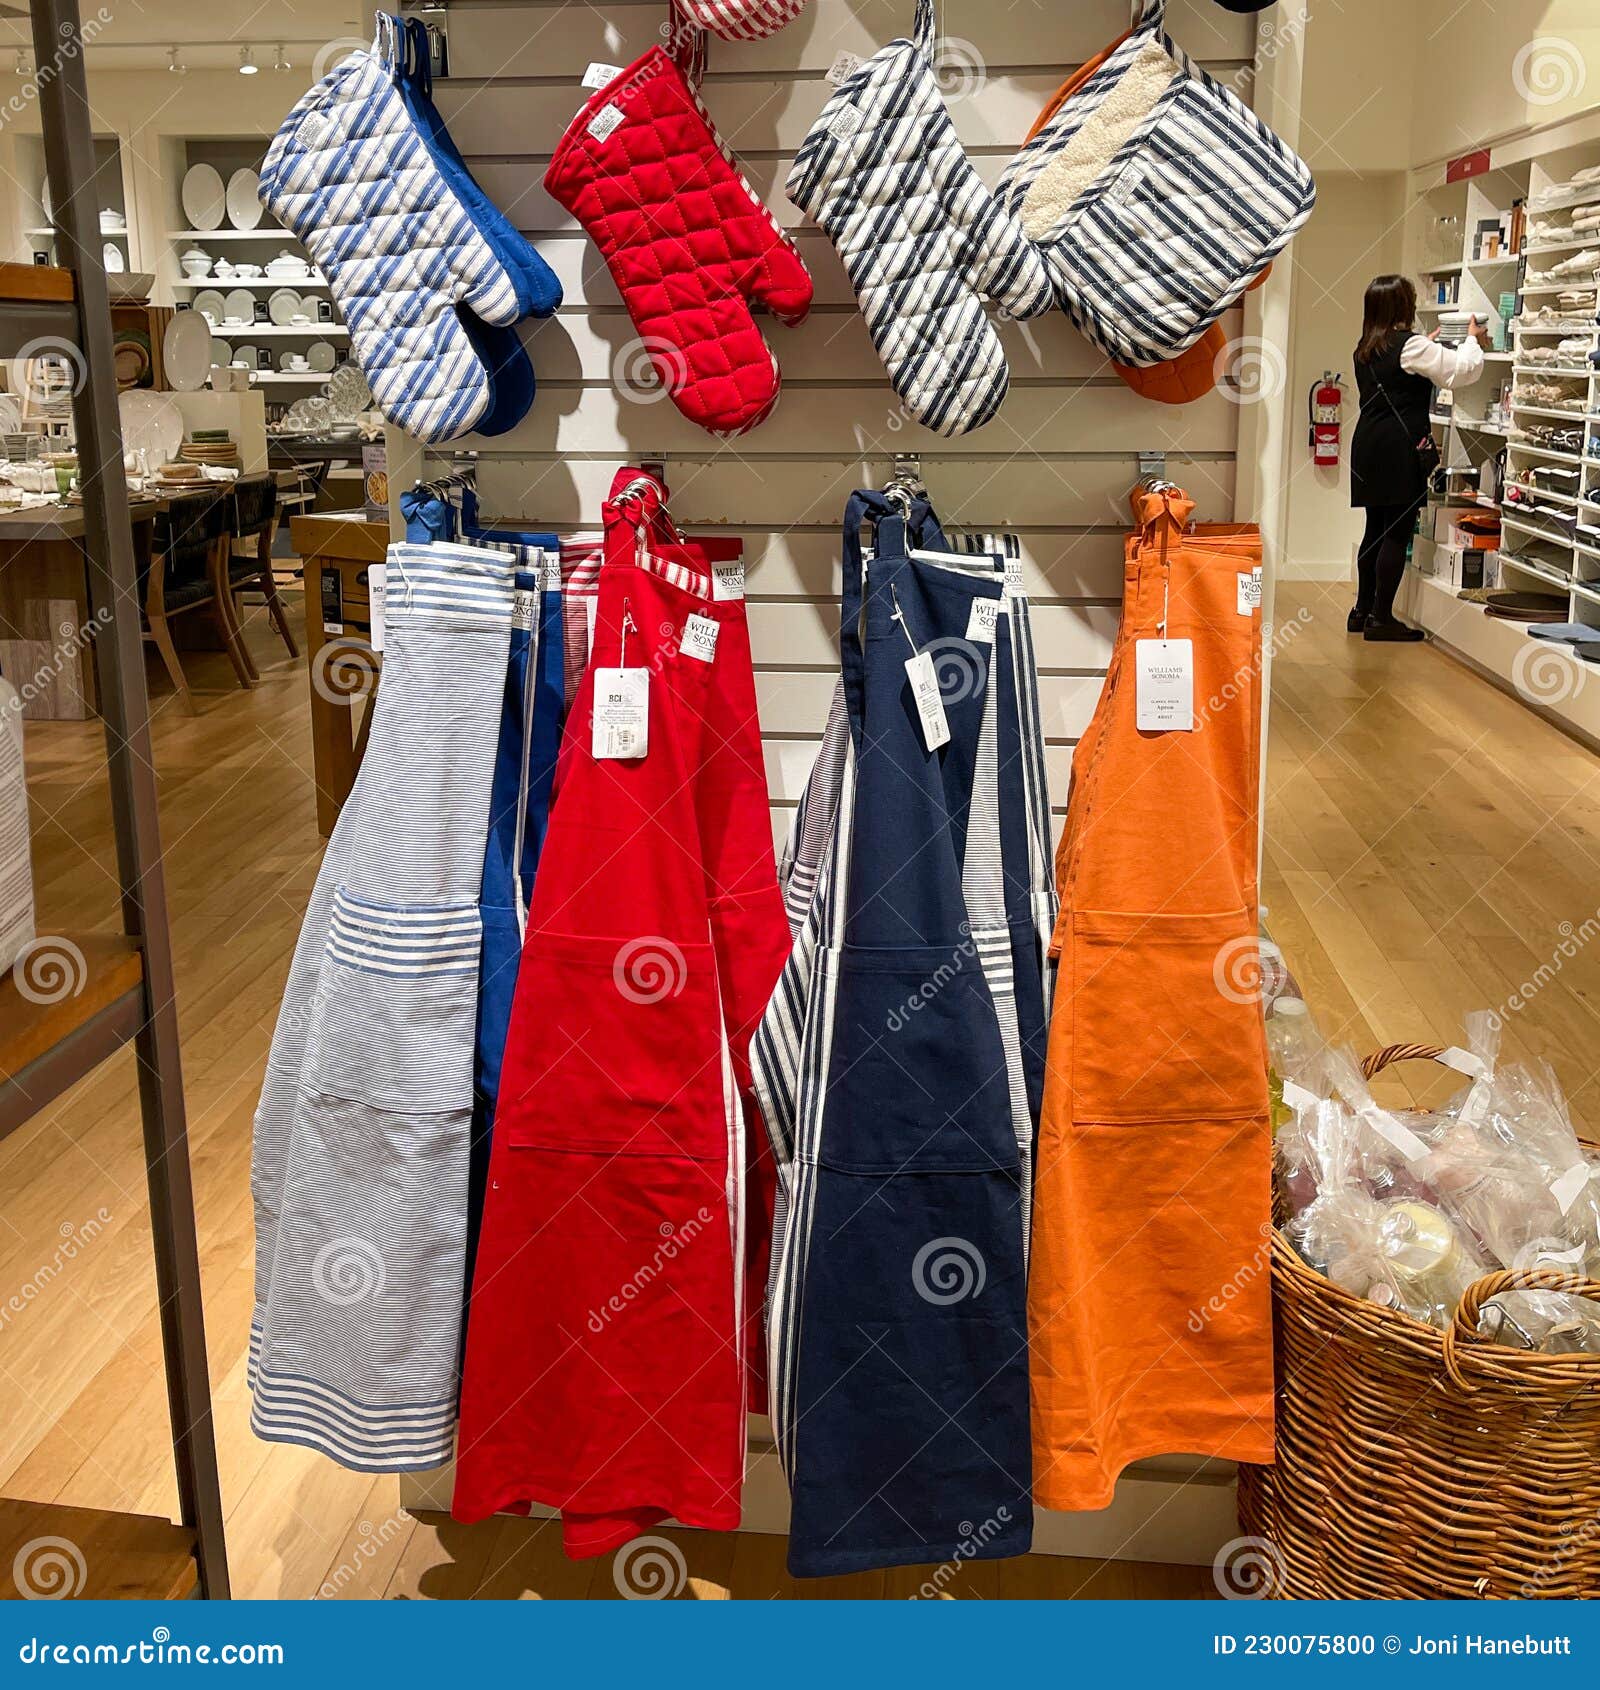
[238,46,258,75]
[272,44,291,72]
[167,46,186,73]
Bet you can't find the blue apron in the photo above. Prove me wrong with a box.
[764,491,1033,1577]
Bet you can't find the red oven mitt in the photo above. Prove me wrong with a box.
[545,48,812,437]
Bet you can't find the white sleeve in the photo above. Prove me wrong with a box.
[1399,331,1485,388]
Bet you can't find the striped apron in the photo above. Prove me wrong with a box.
[250,540,516,1472]
[750,492,1034,1577]
[454,475,754,1555]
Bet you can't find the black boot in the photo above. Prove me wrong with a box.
[1363,616,1425,643]
[1347,606,1369,633]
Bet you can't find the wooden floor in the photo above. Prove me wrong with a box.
[3,580,1597,1598]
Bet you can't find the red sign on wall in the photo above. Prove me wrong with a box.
[1446,148,1492,183]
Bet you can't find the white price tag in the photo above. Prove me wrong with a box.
[1003,554,1024,597]
[681,612,719,664]
[1135,639,1194,732]
[367,562,385,653]
[1551,1164,1592,1217]
[587,102,625,143]
[537,548,562,593]
[712,559,745,601]
[965,597,1000,644]
[825,50,863,86]
[1237,569,1262,615]
[582,61,623,89]
[904,652,950,753]
[512,588,536,632]
[592,667,649,760]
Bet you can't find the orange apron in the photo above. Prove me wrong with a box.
[1030,488,1274,1511]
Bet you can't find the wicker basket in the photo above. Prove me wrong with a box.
[1237,1043,1600,1600]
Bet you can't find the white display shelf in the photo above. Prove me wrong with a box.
[166,227,292,241]
[206,324,350,339]
[240,370,339,384]
[171,277,331,291]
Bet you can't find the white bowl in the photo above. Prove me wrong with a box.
[181,258,212,278]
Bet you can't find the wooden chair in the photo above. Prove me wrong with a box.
[141,491,252,713]
[222,474,296,669]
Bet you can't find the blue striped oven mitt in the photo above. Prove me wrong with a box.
[994,0,1315,367]
[259,15,560,443]
[787,0,1053,437]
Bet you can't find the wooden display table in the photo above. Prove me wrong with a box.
[290,512,387,837]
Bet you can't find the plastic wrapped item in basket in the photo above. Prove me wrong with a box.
[1241,1042,1600,1600]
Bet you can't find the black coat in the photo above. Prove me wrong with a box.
[1349,330,1434,510]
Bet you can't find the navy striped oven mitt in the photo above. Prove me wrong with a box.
[786,0,1053,437]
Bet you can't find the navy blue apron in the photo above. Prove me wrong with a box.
[775,492,1032,1577]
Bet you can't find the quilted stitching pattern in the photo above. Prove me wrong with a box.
[676,0,808,41]
[261,46,536,442]
[787,2,1054,437]
[545,49,813,438]
[995,9,1316,367]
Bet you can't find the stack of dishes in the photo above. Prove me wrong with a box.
[179,430,239,470]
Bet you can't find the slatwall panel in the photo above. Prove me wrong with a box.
[417,0,1256,832]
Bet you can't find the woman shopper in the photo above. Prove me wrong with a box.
[1349,274,1487,642]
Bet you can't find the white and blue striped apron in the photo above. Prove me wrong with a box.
[250,540,515,1471]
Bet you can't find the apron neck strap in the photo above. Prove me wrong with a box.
[402,16,433,96]
[912,0,937,62]
[841,490,911,749]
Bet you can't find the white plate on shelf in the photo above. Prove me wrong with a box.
[191,288,226,326]
[267,288,303,326]
[163,310,214,392]
[118,390,183,466]
[306,340,337,373]
[223,288,256,327]
[181,162,226,232]
[102,241,124,273]
[231,344,261,372]
[326,361,372,419]
[226,167,263,231]
[278,351,312,373]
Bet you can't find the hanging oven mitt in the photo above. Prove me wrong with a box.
[994,0,1314,368]
[259,18,554,443]
[544,47,813,437]
[786,0,1054,437]
[672,0,809,40]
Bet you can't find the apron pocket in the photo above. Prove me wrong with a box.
[498,931,725,1161]
[303,887,482,1113]
[1070,908,1265,1125]
[819,942,1018,1174]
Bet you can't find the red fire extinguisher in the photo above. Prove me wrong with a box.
[1309,372,1344,466]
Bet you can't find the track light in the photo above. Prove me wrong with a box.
[238,46,258,75]
[272,43,291,72]
[167,45,186,74]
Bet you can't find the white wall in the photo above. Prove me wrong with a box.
[1281,170,1407,582]
[1299,0,1415,174]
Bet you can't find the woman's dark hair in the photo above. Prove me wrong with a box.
[1356,275,1418,362]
